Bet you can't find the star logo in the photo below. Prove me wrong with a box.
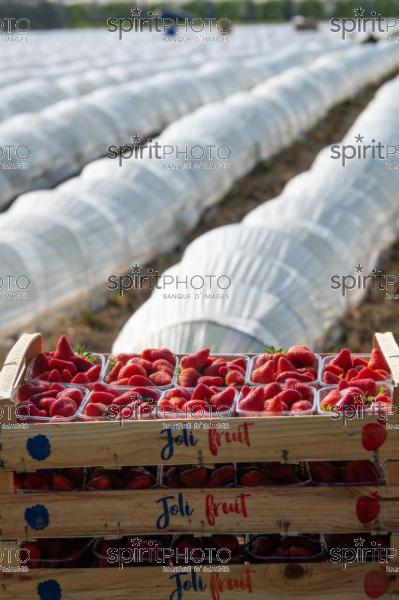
[130,134,143,145]
[354,7,365,17]
[130,6,142,17]
[355,264,365,273]
[355,134,364,143]
[131,264,142,273]
[130,537,142,546]
[354,537,365,547]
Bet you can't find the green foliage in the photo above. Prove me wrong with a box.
[258,1,286,21]
[296,0,325,19]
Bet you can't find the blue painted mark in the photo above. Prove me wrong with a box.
[37,579,62,600]
[165,26,177,37]
[25,504,49,530]
[27,434,51,461]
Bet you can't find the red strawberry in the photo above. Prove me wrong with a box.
[164,387,191,400]
[88,475,113,490]
[183,399,209,415]
[338,379,349,391]
[310,462,337,484]
[20,542,41,566]
[262,382,282,399]
[49,398,78,418]
[126,475,154,489]
[345,367,360,381]
[209,388,235,412]
[320,389,340,410]
[85,403,106,417]
[48,369,62,382]
[192,384,213,400]
[178,368,201,387]
[331,349,352,370]
[197,376,224,387]
[107,359,123,381]
[262,463,299,484]
[277,371,314,383]
[58,388,85,404]
[180,349,210,371]
[119,363,147,379]
[240,469,271,486]
[17,383,41,402]
[180,467,208,487]
[86,364,102,382]
[52,474,75,491]
[356,494,381,524]
[264,397,289,413]
[274,389,301,409]
[353,356,368,368]
[291,400,313,412]
[61,369,72,383]
[53,335,74,360]
[72,356,94,372]
[151,359,174,374]
[71,372,90,384]
[286,345,316,368]
[90,391,115,405]
[239,387,264,412]
[229,358,247,370]
[251,536,275,556]
[368,347,389,373]
[355,367,385,382]
[149,371,172,386]
[225,370,244,386]
[128,375,154,386]
[364,569,391,599]
[348,378,377,396]
[277,356,296,375]
[294,383,313,401]
[142,348,176,366]
[343,461,381,484]
[251,360,275,384]
[207,465,235,487]
[128,357,153,372]
[362,423,387,451]
[324,363,344,377]
[323,371,340,385]
[49,358,77,374]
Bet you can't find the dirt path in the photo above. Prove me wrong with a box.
[2,70,399,360]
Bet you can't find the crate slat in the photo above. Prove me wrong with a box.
[0,563,398,599]
[1,486,398,539]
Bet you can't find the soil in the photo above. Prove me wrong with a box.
[1,69,399,361]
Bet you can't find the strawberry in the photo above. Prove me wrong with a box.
[356,494,381,524]
[85,402,106,417]
[38,397,57,412]
[119,363,147,379]
[323,371,340,385]
[264,397,289,413]
[324,363,344,377]
[277,356,296,375]
[192,383,213,401]
[88,475,113,490]
[209,388,235,412]
[128,375,154,386]
[277,371,314,383]
[142,348,176,366]
[108,359,123,381]
[149,371,172,386]
[274,389,301,409]
[362,423,387,451]
[262,463,299,484]
[291,400,313,412]
[262,382,282,399]
[49,398,78,418]
[286,345,316,368]
[343,461,381,484]
[251,536,275,556]
[355,367,385,382]
[52,474,75,491]
[347,378,377,396]
[48,358,77,374]
[48,369,62,382]
[239,387,264,412]
[86,364,102,382]
[53,335,75,360]
[225,370,244,386]
[368,347,389,372]
[90,391,115,405]
[251,360,275,384]
[151,359,174,374]
[331,348,352,370]
[20,542,41,566]
[345,367,359,381]
[207,465,235,487]
[229,358,247,370]
[294,383,313,402]
[197,376,224,387]
[183,399,209,415]
[126,474,154,489]
[164,387,191,400]
[71,372,90,384]
[61,369,73,383]
[17,383,42,402]
[178,368,201,387]
[72,356,95,372]
[58,388,85,405]
[180,467,208,487]
[353,356,368,368]
[338,379,349,391]
[180,348,210,371]
[310,462,337,484]
[335,387,365,409]
[320,389,340,410]
[240,469,271,486]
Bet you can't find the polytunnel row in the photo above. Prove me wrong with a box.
[0,29,344,119]
[0,42,335,207]
[0,43,398,336]
[113,68,399,353]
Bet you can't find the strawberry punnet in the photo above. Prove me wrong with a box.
[251,345,318,384]
[319,383,392,413]
[16,382,85,421]
[309,460,383,485]
[87,466,156,490]
[322,348,390,384]
[248,534,321,560]
[238,383,314,415]
[30,335,102,385]
[106,348,177,387]
[84,384,161,420]
[163,464,235,488]
[158,386,236,417]
[178,350,247,387]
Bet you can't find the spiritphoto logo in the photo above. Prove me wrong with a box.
[330,536,397,570]
[0,17,30,43]
[0,274,30,300]
[330,264,398,298]
[330,7,398,40]
[107,6,231,41]
[0,144,30,170]
[330,134,398,167]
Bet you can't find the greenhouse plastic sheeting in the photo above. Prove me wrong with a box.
[0,42,335,209]
[113,72,399,352]
[1,43,399,336]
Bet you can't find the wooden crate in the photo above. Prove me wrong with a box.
[0,332,399,599]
